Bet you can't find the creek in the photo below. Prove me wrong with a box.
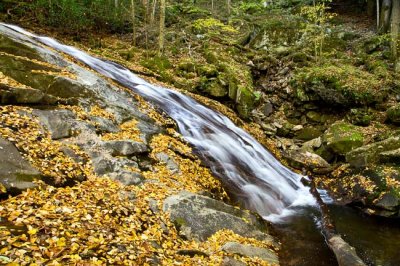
[3,23,399,266]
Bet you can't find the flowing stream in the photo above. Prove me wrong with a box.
[1,23,316,221]
[4,24,400,266]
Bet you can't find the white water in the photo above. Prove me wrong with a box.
[2,23,316,222]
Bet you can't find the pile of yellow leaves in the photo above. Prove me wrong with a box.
[0,106,92,185]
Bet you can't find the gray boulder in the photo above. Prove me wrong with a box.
[283,149,331,174]
[346,135,400,168]
[163,191,278,246]
[0,137,41,194]
[103,140,148,156]
[33,109,76,140]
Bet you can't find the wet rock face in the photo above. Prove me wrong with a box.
[0,137,41,195]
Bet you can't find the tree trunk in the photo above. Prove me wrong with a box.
[159,0,165,55]
[227,0,231,16]
[380,0,392,33]
[150,0,157,25]
[131,0,136,46]
[391,0,400,71]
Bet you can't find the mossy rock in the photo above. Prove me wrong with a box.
[236,86,256,118]
[386,104,400,125]
[293,63,388,107]
[346,134,400,168]
[347,108,373,126]
[295,127,323,141]
[323,122,364,155]
[248,13,304,51]
[197,64,218,78]
[204,80,228,98]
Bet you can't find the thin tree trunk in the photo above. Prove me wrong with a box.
[159,0,165,55]
[143,0,149,51]
[377,0,380,30]
[227,0,231,16]
[150,0,157,25]
[391,0,400,71]
[380,0,392,33]
[131,0,136,46]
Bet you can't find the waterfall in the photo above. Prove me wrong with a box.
[1,23,316,222]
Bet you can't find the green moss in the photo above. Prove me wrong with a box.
[324,122,364,155]
[293,63,388,106]
[386,104,400,125]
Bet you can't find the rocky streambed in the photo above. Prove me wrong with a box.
[0,25,279,265]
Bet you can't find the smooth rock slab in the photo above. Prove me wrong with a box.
[0,137,41,194]
[221,242,279,265]
[163,191,278,246]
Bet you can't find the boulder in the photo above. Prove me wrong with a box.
[163,191,278,245]
[373,192,399,211]
[323,122,364,155]
[346,135,400,168]
[283,149,331,174]
[221,242,279,265]
[386,104,400,125]
[0,137,41,195]
[33,109,77,140]
[103,140,148,156]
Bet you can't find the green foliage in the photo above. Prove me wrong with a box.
[31,0,133,34]
[192,18,238,35]
[300,0,336,61]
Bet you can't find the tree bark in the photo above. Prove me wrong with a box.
[391,0,400,71]
[131,0,136,46]
[159,0,165,55]
[380,0,392,33]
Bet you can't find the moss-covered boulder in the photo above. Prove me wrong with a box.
[248,13,304,51]
[323,122,364,155]
[293,64,388,107]
[386,104,400,125]
[346,134,400,168]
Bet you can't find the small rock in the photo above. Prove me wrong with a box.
[379,148,400,163]
[292,125,303,131]
[373,192,399,211]
[302,137,322,151]
[283,149,331,173]
[155,152,180,174]
[221,242,279,264]
[103,140,148,156]
[89,116,119,133]
[262,103,274,117]
[108,171,143,186]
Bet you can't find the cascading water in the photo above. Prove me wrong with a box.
[2,23,315,221]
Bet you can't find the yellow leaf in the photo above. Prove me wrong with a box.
[56,237,66,247]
